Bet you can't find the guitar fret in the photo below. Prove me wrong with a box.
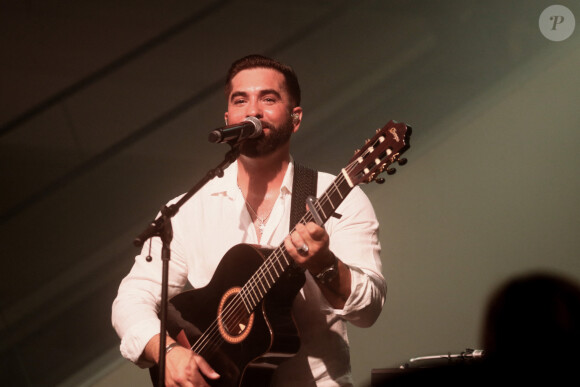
[315,201,327,220]
[271,260,280,277]
[255,280,264,298]
[258,272,268,294]
[248,285,258,307]
[333,180,344,199]
[274,255,285,273]
[265,262,276,283]
[324,191,335,210]
[258,266,270,289]
[323,201,335,221]
[281,250,291,266]
[337,176,353,199]
[244,292,253,313]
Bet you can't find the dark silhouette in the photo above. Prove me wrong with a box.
[481,271,580,383]
[370,271,580,386]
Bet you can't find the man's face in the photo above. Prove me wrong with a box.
[225,68,302,157]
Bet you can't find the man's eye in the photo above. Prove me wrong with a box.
[233,99,246,105]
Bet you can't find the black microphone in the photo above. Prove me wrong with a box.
[208,116,262,143]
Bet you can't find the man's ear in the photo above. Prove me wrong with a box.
[291,107,303,132]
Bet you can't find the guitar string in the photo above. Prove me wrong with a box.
[191,216,320,357]
[223,135,391,316]
[192,133,401,357]
[195,136,402,358]
[191,160,359,357]
[190,204,321,356]
[192,194,345,355]
[241,157,364,303]
[212,140,393,352]
[190,231,306,356]
[229,171,349,308]
[191,159,363,356]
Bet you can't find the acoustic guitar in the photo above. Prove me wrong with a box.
[150,120,411,386]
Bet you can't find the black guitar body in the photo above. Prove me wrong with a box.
[150,243,305,387]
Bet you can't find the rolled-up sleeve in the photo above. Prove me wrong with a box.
[111,236,188,367]
[324,182,386,327]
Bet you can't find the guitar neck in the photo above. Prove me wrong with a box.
[239,166,355,312]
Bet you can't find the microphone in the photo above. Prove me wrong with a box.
[208,116,262,143]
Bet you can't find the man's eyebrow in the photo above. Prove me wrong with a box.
[258,89,282,98]
[229,89,283,102]
[229,91,248,101]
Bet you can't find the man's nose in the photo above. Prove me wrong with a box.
[246,101,263,118]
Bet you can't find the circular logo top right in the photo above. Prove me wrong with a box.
[539,5,575,41]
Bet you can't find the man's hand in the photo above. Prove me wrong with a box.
[284,222,333,274]
[145,335,220,387]
[284,222,352,308]
[164,346,220,387]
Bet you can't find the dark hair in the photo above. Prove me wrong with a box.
[224,54,301,107]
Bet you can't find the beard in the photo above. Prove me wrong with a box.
[239,116,294,158]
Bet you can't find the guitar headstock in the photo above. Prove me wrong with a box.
[347,120,411,185]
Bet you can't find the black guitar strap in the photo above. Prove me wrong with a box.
[290,162,318,232]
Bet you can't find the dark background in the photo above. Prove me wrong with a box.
[1,1,578,385]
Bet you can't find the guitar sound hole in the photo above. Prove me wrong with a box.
[222,294,251,335]
[218,287,255,344]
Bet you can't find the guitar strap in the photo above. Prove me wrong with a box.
[290,162,318,232]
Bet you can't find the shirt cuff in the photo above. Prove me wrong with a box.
[333,266,384,318]
[119,317,161,368]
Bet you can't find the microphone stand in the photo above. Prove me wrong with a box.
[133,143,241,387]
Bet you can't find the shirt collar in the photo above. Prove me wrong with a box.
[212,157,295,199]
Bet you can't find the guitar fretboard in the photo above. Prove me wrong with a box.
[239,165,355,313]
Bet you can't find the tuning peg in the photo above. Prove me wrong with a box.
[376,177,385,184]
[386,168,397,175]
[353,149,360,156]
[397,158,407,166]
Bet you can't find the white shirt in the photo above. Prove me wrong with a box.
[112,160,386,386]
